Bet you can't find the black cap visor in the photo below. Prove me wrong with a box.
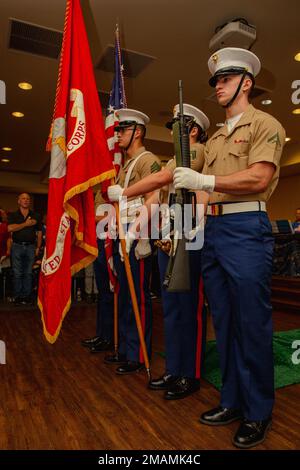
[114,120,137,132]
[165,118,176,130]
[209,67,253,87]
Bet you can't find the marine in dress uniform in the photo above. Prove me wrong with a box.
[108,104,209,399]
[81,191,114,352]
[174,48,286,447]
[151,105,209,399]
[104,108,162,374]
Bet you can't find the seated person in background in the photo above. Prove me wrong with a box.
[292,208,300,233]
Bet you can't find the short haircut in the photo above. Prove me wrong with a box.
[18,192,31,200]
[245,74,255,98]
[136,124,146,142]
[192,124,208,144]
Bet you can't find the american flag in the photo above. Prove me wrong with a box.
[105,25,127,174]
[104,25,127,292]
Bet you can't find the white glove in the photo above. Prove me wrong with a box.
[134,239,152,260]
[173,167,215,193]
[107,184,124,202]
[186,225,203,241]
[119,231,136,261]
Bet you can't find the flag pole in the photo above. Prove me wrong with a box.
[113,290,118,355]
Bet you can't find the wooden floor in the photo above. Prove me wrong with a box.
[0,299,299,450]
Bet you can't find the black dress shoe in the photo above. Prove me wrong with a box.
[148,373,178,391]
[199,406,242,426]
[90,340,113,353]
[116,361,144,375]
[164,377,200,400]
[104,353,127,364]
[233,417,272,449]
[81,336,102,347]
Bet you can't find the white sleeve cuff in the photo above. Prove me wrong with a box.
[202,175,215,193]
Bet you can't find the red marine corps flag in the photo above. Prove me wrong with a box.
[38,0,115,343]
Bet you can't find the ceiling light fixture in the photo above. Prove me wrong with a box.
[18,82,32,90]
[1,158,10,163]
[261,99,272,105]
[2,147,12,151]
[216,122,224,127]
[285,137,291,142]
[294,52,300,62]
[292,108,300,115]
[12,111,24,118]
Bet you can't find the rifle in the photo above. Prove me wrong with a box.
[163,80,195,292]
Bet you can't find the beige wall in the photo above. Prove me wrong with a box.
[0,171,48,195]
[0,191,36,212]
[1,165,299,222]
[267,173,300,221]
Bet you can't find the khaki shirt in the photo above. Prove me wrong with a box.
[202,104,286,203]
[160,142,205,204]
[116,146,161,200]
[94,190,107,212]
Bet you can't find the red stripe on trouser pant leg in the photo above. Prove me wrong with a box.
[195,276,204,379]
[139,259,146,364]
